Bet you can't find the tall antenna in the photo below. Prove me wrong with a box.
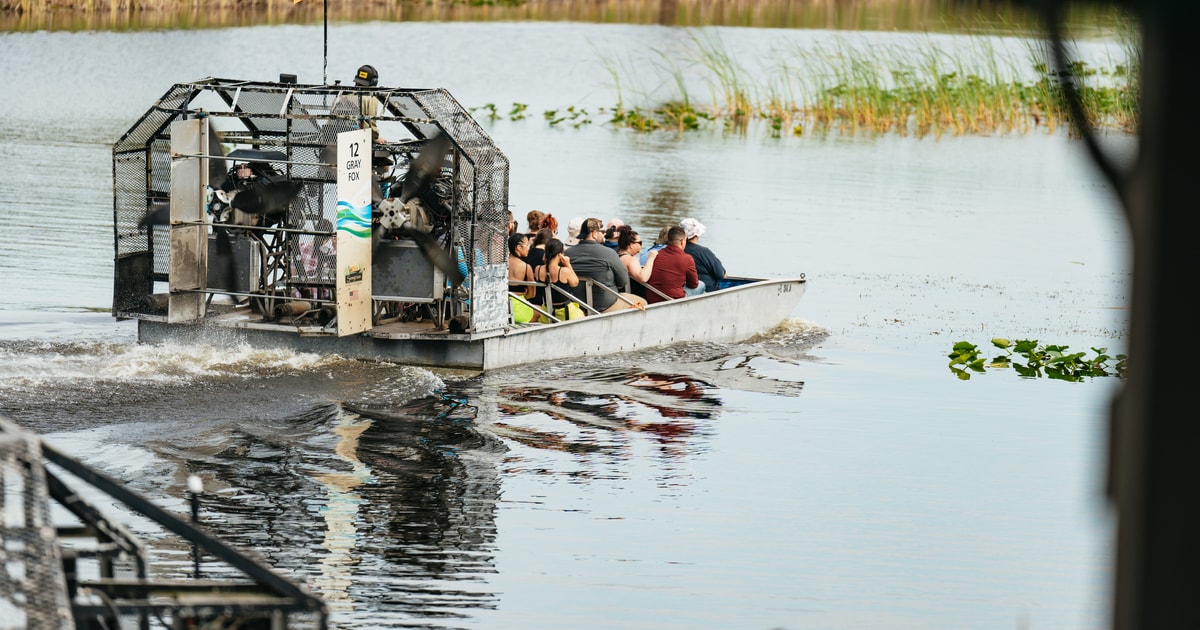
[323,0,329,84]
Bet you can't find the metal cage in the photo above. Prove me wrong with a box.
[113,77,510,333]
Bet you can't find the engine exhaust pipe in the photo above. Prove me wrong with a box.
[274,301,313,319]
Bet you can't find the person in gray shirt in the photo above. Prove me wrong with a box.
[565,217,646,312]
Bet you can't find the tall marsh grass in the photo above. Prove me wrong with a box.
[596,28,1139,138]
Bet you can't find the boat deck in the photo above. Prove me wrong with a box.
[126,302,504,340]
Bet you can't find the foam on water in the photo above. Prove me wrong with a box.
[0,338,344,388]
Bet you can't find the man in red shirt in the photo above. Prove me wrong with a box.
[645,226,700,304]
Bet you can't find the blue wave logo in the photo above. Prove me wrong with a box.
[336,200,372,239]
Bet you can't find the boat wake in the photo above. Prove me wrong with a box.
[0,338,443,432]
[743,317,832,360]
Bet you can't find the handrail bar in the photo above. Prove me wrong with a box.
[508,292,558,324]
[632,278,673,302]
[551,282,600,316]
[581,277,644,311]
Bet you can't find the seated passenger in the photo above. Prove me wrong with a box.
[638,224,667,266]
[300,218,336,278]
[526,210,546,239]
[603,218,624,250]
[526,227,554,269]
[507,233,536,300]
[565,217,646,313]
[645,226,701,304]
[640,225,670,266]
[616,225,654,296]
[680,217,727,292]
[532,238,583,321]
[565,216,585,246]
[541,214,559,239]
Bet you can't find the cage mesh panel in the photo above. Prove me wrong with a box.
[113,84,192,153]
[148,138,175,275]
[114,151,150,257]
[284,91,349,289]
[0,424,74,630]
[290,232,336,288]
[408,90,509,331]
[236,90,293,133]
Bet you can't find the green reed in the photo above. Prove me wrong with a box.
[777,36,1079,136]
[1026,17,1140,134]
[690,30,754,130]
[591,29,1138,138]
[598,42,708,132]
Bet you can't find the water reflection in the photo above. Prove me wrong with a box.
[140,394,504,625]
[623,137,699,228]
[472,335,817,470]
[335,396,503,621]
[494,370,718,460]
[311,410,374,611]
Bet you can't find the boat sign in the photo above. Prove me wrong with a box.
[336,128,373,335]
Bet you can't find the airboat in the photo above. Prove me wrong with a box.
[112,76,806,370]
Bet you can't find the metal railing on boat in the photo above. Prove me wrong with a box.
[505,275,677,326]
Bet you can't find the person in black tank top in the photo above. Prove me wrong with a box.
[535,238,580,312]
[508,233,535,299]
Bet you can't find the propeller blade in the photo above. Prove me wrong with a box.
[207,124,228,190]
[229,179,304,221]
[399,132,452,203]
[371,222,465,288]
[406,228,466,287]
[211,225,238,296]
[138,201,170,231]
[384,132,465,286]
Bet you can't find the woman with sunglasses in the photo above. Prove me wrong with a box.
[617,225,655,298]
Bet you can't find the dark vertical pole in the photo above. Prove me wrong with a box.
[1109,3,1200,629]
[189,475,203,580]
[323,0,329,84]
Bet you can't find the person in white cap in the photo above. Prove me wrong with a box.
[603,218,624,250]
[565,216,585,246]
[679,218,726,292]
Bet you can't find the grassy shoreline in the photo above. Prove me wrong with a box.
[1,0,1127,34]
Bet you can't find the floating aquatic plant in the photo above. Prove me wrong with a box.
[948,338,1127,381]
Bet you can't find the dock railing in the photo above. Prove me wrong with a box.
[0,415,329,629]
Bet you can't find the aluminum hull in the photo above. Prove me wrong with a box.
[135,277,806,371]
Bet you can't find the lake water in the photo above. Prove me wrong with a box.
[0,21,1130,629]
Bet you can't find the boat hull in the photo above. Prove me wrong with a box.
[136,277,806,371]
